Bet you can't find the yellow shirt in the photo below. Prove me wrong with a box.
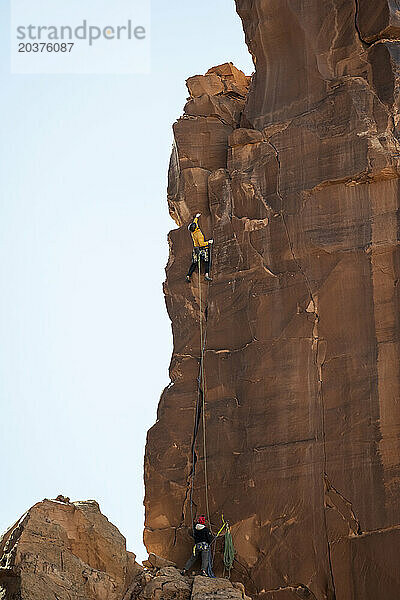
[190,216,208,248]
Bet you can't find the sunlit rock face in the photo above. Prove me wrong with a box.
[0,498,139,600]
[144,2,400,598]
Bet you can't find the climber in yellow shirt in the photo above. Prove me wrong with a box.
[186,213,213,282]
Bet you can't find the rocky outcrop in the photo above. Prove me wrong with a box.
[128,567,248,600]
[0,498,139,600]
[0,499,252,600]
[128,565,248,600]
[144,3,400,599]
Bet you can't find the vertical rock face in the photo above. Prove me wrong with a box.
[144,4,400,600]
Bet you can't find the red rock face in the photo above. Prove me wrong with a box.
[144,3,400,599]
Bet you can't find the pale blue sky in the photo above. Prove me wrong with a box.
[0,0,253,559]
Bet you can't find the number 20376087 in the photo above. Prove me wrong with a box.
[18,43,74,52]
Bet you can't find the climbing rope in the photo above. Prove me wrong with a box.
[223,523,235,577]
[189,249,211,528]
[198,252,211,529]
[186,241,237,579]
[189,372,201,525]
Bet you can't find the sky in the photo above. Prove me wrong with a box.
[0,0,253,560]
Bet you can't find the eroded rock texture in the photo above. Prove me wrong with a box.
[0,497,249,600]
[0,498,138,600]
[125,566,248,600]
[145,3,400,599]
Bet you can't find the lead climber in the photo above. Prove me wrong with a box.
[186,213,213,282]
[181,515,213,577]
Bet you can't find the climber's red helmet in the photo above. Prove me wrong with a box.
[197,515,206,525]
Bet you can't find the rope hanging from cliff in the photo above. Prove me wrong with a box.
[189,253,210,527]
[188,253,237,579]
[189,376,201,526]
[198,253,211,529]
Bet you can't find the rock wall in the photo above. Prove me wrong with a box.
[144,2,400,599]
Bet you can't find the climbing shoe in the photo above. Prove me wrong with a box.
[200,570,208,577]
[186,275,191,282]
[204,274,212,282]
[180,569,186,576]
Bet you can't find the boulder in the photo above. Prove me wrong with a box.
[0,499,132,600]
[139,567,191,600]
[192,577,244,600]
[142,553,177,570]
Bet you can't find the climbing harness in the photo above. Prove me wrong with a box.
[193,246,209,263]
[193,541,210,554]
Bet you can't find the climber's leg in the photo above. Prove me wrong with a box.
[200,548,210,572]
[203,258,212,282]
[187,258,197,281]
[183,548,199,571]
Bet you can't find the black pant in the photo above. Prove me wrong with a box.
[184,546,210,571]
[187,248,210,277]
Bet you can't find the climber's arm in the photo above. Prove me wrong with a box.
[193,213,201,227]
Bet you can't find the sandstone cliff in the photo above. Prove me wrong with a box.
[144,2,400,599]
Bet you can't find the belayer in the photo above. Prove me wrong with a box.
[181,515,213,577]
[186,213,213,282]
